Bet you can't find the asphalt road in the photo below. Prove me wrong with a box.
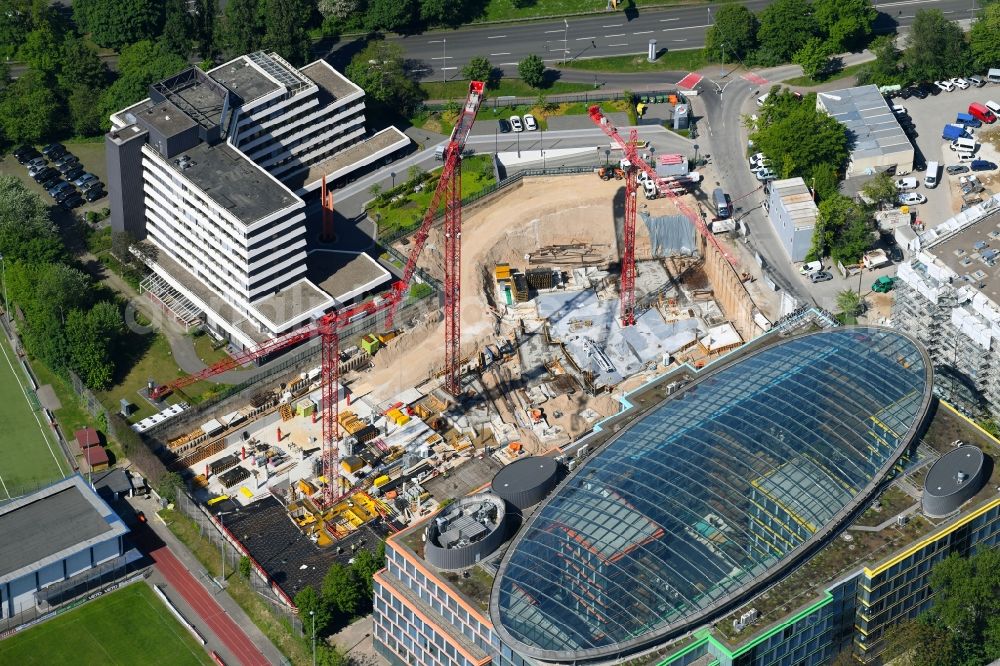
[329,0,980,81]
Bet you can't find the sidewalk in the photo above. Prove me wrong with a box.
[130,495,288,666]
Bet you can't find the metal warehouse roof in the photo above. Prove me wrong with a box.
[817,85,912,161]
[490,328,933,661]
[771,178,818,230]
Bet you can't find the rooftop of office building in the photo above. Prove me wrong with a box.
[208,52,310,102]
[300,60,363,101]
[816,85,912,162]
[164,141,300,225]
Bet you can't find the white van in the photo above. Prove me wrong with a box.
[988,68,1000,84]
[799,260,823,275]
[642,179,658,200]
[950,137,977,152]
[986,100,1000,116]
[924,161,940,189]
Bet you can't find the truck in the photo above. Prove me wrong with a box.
[872,276,897,293]
[942,124,968,141]
[862,249,891,270]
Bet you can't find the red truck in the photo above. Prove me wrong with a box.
[969,102,997,124]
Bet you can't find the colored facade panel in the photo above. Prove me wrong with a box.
[492,329,932,661]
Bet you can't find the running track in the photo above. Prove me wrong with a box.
[149,544,270,666]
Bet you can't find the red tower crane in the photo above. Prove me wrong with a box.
[588,106,737,325]
[320,175,335,242]
[148,82,487,505]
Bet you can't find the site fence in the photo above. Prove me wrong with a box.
[172,490,303,637]
[422,88,685,111]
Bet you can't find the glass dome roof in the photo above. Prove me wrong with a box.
[491,328,932,661]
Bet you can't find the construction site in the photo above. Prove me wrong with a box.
[138,87,777,604]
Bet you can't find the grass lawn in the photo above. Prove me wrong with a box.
[562,49,710,73]
[475,0,701,23]
[782,61,870,87]
[369,154,497,237]
[0,583,212,666]
[190,331,232,367]
[159,508,310,665]
[0,335,71,497]
[420,78,594,101]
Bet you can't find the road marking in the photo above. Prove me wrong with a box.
[490,52,511,56]
[431,56,453,60]
[499,62,517,66]
[634,30,653,35]
[544,29,563,33]
[659,17,679,22]
[441,66,458,71]
[576,36,596,40]
[607,43,628,47]
[603,23,623,27]
[662,23,710,31]
[605,33,626,38]
[487,35,506,39]
[672,38,688,42]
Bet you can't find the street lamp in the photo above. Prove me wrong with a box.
[310,610,316,666]
[563,19,569,65]
[390,171,396,188]
[720,42,725,78]
[443,39,447,83]
[0,253,8,324]
[541,128,545,169]
[693,143,700,165]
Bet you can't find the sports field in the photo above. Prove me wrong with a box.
[0,334,71,498]
[0,583,212,665]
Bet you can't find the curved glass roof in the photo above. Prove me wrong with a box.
[491,328,932,660]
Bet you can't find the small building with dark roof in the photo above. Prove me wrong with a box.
[82,445,109,472]
[0,476,129,619]
[74,427,100,452]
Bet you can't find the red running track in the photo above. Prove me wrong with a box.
[150,545,270,666]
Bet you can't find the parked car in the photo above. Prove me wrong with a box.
[889,246,904,262]
[947,164,970,175]
[971,160,998,171]
[59,194,84,210]
[898,88,913,99]
[748,152,769,168]
[898,192,927,205]
[935,80,955,92]
[799,261,823,275]
[83,187,106,202]
[910,86,928,99]
[63,165,85,181]
[30,166,57,182]
[756,93,769,107]
[47,181,73,197]
[957,152,978,162]
[969,75,986,87]
[39,174,62,190]
[57,160,81,174]
[54,188,78,203]
[498,118,511,133]
[14,145,41,164]
[895,177,919,191]
[809,270,833,284]
[26,157,47,171]
[919,82,940,96]
[509,115,523,132]
[951,77,970,89]
[54,154,78,169]
[523,114,538,131]
[754,167,777,181]
[73,173,99,188]
[41,143,65,158]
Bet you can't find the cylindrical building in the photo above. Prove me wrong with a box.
[922,445,987,518]
[424,493,508,570]
[491,456,562,511]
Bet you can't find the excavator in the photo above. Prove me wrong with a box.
[597,165,626,181]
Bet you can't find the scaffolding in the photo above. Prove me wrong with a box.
[140,273,203,330]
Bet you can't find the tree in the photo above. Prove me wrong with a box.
[793,38,834,80]
[162,0,192,57]
[518,54,546,89]
[364,0,417,33]
[420,0,465,27]
[811,162,840,201]
[0,0,36,60]
[705,4,758,61]
[157,471,184,503]
[98,40,188,131]
[238,555,251,579]
[68,85,105,137]
[66,301,123,389]
[0,176,64,265]
[351,546,385,601]
[17,22,64,77]
[811,0,877,52]
[322,562,362,616]
[755,0,816,65]
[970,3,1000,73]
[224,0,263,55]
[862,172,899,208]
[295,585,333,639]
[921,549,1000,664]
[0,70,63,144]
[58,37,110,91]
[810,193,868,261]
[903,10,970,83]
[836,289,862,318]
[262,0,313,66]
[345,40,424,115]
[192,0,218,60]
[80,0,161,50]
[856,34,903,87]
[463,56,498,89]
[319,0,363,21]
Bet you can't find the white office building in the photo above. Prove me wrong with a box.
[106,53,407,349]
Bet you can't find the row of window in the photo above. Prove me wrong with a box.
[374,582,475,666]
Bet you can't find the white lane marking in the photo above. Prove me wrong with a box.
[660,17,679,22]
[544,29,563,33]
[440,66,458,71]
[662,23,710,31]
[603,23,623,27]
[431,56,453,60]
[576,36,596,40]
[605,33,626,38]
[488,35,506,39]
[490,52,511,56]
[634,30,653,35]
[672,38,688,42]
[499,62,517,66]
[607,43,629,47]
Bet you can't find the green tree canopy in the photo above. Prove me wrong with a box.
[294,585,333,639]
[518,54,546,88]
[262,0,313,66]
[192,0,218,60]
[970,3,1000,73]
[861,172,899,208]
[856,34,904,87]
[351,545,385,601]
[811,162,840,201]
[705,4,758,61]
[793,38,834,80]
[58,36,110,91]
[157,471,184,503]
[364,0,417,33]
[66,301,123,389]
[755,0,816,64]
[0,69,63,144]
[322,562,362,616]
[345,40,424,115]
[161,0,193,57]
[76,0,161,50]
[836,289,862,317]
[903,9,971,82]
[223,0,264,55]
[463,56,498,88]
[0,0,39,59]
[17,21,64,77]
[420,0,466,27]
[98,40,188,131]
[812,193,871,263]
[0,176,64,265]
[812,0,877,52]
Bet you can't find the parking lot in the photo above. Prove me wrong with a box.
[894,81,1000,230]
[0,141,108,221]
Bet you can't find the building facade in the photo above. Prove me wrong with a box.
[106,53,409,348]
[764,178,817,263]
[0,476,130,620]
[816,85,913,178]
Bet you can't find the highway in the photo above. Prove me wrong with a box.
[328,0,979,80]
